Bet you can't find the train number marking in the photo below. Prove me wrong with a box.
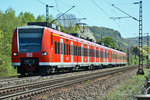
[26,53,32,57]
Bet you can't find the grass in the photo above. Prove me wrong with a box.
[103,68,150,100]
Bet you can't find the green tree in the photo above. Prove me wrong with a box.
[18,12,35,24]
[0,8,20,76]
[102,36,118,49]
[36,15,45,22]
[58,24,66,33]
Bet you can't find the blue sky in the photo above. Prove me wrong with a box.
[0,0,149,38]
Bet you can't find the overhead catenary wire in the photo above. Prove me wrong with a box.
[91,0,128,34]
[55,0,60,12]
[90,0,110,17]
[37,0,47,5]
[111,4,138,21]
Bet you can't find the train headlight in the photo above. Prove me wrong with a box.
[13,52,18,56]
[41,52,48,56]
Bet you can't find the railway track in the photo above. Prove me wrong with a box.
[0,66,136,100]
[0,75,19,83]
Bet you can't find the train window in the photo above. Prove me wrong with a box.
[86,48,87,56]
[51,34,53,45]
[85,48,86,56]
[99,50,101,58]
[83,48,85,56]
[76,46,77,56]
[71,45,73,55]
[80,47,81,56]
[105,50,107,58]
[67,44,68,55]
[101,51,103,58]
[78,47,80,56]
[55,41,57,54]
[73,46,75,56]
[64,43,66,55]
[89,48,90,57]
[69,44,70,55]
[87,48,88,56]
[61,43,63,54]
[96,49,99,58]
[58,42,60,54]
[74,46,76,56]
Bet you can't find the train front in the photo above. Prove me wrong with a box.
[12,26,50,76]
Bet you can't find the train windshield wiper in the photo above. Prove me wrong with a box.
[20,43,40,47]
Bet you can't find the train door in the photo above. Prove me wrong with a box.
[71,41,73,65]
[61,39,63,66]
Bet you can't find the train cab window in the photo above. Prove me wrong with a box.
[55,41,57,54]
[58,42,60,54]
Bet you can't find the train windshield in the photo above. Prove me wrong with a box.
[18,28,43,53]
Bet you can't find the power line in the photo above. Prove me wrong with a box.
[50,6,75,24]
[55,0,60,12]
[37,0,47,5]
[112,2,134,5]
[90,0,110,17]
[111,4,138,21]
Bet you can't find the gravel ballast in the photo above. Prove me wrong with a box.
[0,67,124,88]
[30,67,137,100]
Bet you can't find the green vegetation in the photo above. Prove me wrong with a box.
[103,69,150,100]
[101,36,118,49]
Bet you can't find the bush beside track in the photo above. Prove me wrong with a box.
[103,68,150,100]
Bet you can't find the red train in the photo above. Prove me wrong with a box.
[11,22,126,76]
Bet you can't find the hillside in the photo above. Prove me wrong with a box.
[89,26,128,48]
[89,26,149,48]
[125,36,150,46]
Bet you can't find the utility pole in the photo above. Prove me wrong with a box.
[46,5,49,22]
[145,33,149,68]
[111,1,144,75]
[136,1,144,75]
[46,5,54,22]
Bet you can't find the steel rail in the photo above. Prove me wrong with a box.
[0,66,136,100]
